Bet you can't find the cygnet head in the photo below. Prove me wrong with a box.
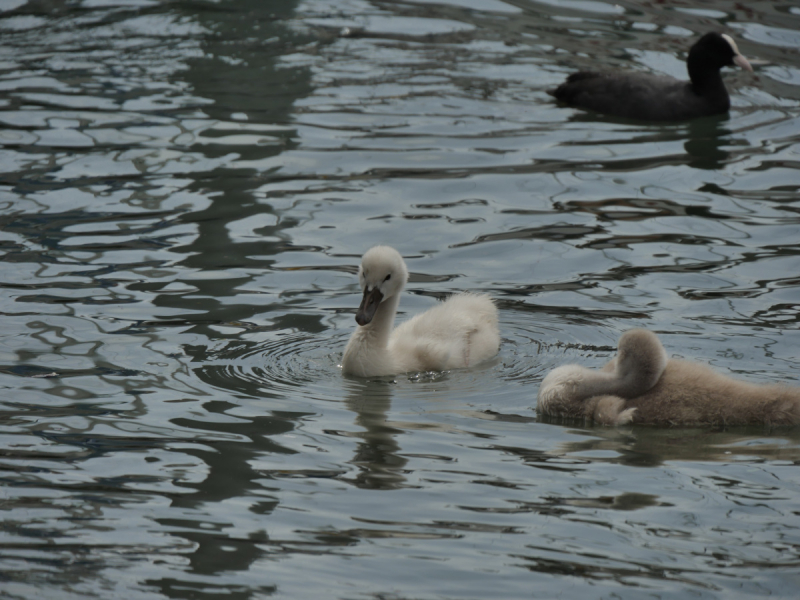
[615,328,669,395]
[355,246,409,326]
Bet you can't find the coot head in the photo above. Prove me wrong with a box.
[688,32,752,91]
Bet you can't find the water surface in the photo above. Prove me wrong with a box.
[1,0,800,598]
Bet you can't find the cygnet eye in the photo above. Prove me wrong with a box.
[384,274,391,281]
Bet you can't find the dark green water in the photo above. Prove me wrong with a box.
[1,0,799,598]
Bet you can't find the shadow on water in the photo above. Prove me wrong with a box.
[149,398,295,599]
[157,0,316,330]
[137,1,323,597]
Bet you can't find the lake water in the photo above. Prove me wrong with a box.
[1,0,800,598]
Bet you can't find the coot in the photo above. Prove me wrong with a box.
[548,33,753,121]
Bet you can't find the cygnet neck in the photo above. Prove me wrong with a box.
[564,342,665,403]
[573,369,621,401]
[362,292,401,346]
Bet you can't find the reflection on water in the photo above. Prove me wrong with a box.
[1,0,800,598]
[684,116,733,169]
[342,380,408,490]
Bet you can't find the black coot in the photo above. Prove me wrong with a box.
[548,33,753,121]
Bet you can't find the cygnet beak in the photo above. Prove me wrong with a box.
[734,53,753,72]
[356,287,383,326]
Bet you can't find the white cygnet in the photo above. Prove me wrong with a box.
[341,246,500,377]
